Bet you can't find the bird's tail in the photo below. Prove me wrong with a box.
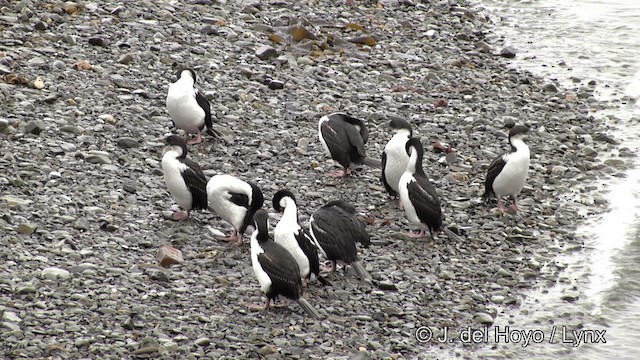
[316,274,332,287]
[362,157,382,168]
[443,227,464,243]
[351,261,373,282]
[297,298,322,319]
[206,127,223,139]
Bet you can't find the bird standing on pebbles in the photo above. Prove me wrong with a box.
[398,137,462,241]
[381,118,413,203]
[206,174,264,246]
[161,135,208,221]
[272,190,329,287]
[317,112,380,177]
[483,124,531,213]
[247,209,322,319]
[166,68,220,145]
[308,200,372,281]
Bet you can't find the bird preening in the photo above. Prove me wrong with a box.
[272,190,330,287]
[381,118,413,205]
[207,174,264,246]
[157,69,536,324]
[318,112,381,178]
[248,209,322,319]
[166,67,221,145]
[398,137,463,242]
[161,135,208,221]
[308,200,373,282]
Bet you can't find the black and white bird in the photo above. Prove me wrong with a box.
[166,68,220,145]
[308,200,372,281]
[272,190,330,287]
[317,112,380,177]
[483,125,531,213]
[161,135,208,220]
[381,118,413,202]
[206,175,264,246]
[248,209,322,319]
[398,137,461,241]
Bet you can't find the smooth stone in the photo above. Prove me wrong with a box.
[41,267,71,280]
[473,312,494,325]
[16,223,37,235]
[258,345,278,356]
[255,45,277,60]
[118,54,134,65]
[85,155,112,164]
[194,337,211,346]
[117,137,140,149]
[500,46,517,58]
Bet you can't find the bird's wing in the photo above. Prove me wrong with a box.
[181,158,208,208]
[258,244,302,290]
[351,216,371,248]
[228,192,250,208]
[194,89,218,137]
[380,151,395,196]
[484,154,507,197]
[310,210,358,263]
[320,122,348,163]
[296,227,321,276]
[407,177,442,227]
[344,123,367,158]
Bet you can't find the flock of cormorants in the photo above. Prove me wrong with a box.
[160,67,531,318]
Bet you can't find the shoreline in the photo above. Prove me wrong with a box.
[0,0,623,358]
[472,1,640,358]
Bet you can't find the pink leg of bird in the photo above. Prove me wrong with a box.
[510,198,520,212]
[186,132,202,145]
[271,298,291,308]
[496,198,508,212]
[408,229,426,238]
[224,229,243,246]
[245,298,270,310]
[320,261,336,272]
[301,278,309,287]
[327,167,350,177]
[397,198,403,209]
[172,211,188,221]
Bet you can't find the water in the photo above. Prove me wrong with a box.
[472,0,640,358]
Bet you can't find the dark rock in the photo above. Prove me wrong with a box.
[499,46,517,58]
[88,37,108,47]
[24,120,44,135]
[117,137,140,149]
[268,80,285,90]
[255,45,278,60]
[34,21,48,31]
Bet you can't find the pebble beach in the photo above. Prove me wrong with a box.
[0,0,626,358]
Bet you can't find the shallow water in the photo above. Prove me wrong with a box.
[473,0,640,358]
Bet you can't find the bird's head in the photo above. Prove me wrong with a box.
[253,209,270,242]
[162,135,188,158]
[404,136,423,156]
[170,63,197,84]
[273,189,296,213]
[508,124,530,143]
[389,118,413,136]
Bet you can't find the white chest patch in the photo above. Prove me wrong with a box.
[398,174,420,226]
[250,234,272,293]
[162,155,193,211]
[384,133,411,193]
[492,144,530,198]
[166,82,205,133]
[274,218,310,278]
